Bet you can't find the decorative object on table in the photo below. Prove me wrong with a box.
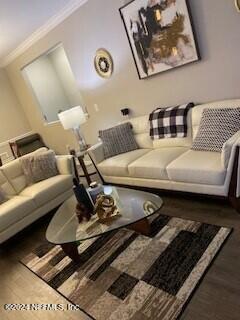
[143,200,159,214]
[87,181,104,203]
[149,102,194,140]
[235,0,240,12]
[94,48,113,78]
[72,178,94,222]
[58,106,88,152]
[119,0,200,79]
[104,185,124,212]
[99,122,139,159]
[94,194,119,222]
[121,107,130,119]
[75,202,91,223]
[23,215,231,320]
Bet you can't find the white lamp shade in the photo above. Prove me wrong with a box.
[58,106,87,130]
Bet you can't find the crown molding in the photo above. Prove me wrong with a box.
[0,0,88,67]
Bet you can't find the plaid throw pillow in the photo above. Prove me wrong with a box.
[149,103,194,140]
[99,123,139,159]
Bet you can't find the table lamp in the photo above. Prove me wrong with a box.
[58,106,87,151]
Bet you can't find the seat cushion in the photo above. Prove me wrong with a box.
[167,150,226,185]
[128,147,189,180]
[98,149,150,177]
[0,196,36,232]
[19,175,73,207]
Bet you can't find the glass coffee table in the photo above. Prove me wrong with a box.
[46,186,163,262]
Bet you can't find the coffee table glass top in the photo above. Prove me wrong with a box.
[46,186,163,244]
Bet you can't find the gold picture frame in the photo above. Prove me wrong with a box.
[235,0,240,12]
[94,49,113,79]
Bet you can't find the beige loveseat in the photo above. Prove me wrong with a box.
[89,99,240,203]
[0,151,74,243]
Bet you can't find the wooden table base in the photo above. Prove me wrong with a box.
[128,218,151,236]
[60,218,151,262]
[61,243,81,263]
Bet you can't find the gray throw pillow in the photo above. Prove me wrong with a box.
[20,150,59,185]
[192,108,240,152]
[99,122,139,159]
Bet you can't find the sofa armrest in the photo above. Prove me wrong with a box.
[88,143,104,165]
[221,131,240,168]
[56,155,74,176]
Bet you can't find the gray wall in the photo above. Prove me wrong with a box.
[5,0,240,153]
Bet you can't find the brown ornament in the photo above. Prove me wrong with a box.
[75,202,91,223]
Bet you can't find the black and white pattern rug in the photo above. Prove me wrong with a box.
[21,214,232,320]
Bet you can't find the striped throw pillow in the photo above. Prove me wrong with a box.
[99,123,139,159]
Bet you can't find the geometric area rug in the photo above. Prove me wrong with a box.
[21,214,232,320]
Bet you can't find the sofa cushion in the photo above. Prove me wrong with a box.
[167,150,226,185]
[0,159,27,194]
[122,115,153,149]
[0,171,16,196]
[19,175,73,207]
[128,147,189,180]
[98,149,150,177]
[0,196,36,232]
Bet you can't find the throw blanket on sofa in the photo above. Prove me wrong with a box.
[149,103,194,140]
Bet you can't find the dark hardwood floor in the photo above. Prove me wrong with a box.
[0,181,240,320]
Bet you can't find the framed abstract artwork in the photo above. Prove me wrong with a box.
[119,0,200,79]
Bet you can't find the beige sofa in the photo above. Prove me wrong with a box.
[89,99,240,204]
[0,151,74,243]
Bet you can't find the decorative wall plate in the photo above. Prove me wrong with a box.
[235,0,240,12]
[94,49,113,78]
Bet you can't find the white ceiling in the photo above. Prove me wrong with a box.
[0,0,84,65]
